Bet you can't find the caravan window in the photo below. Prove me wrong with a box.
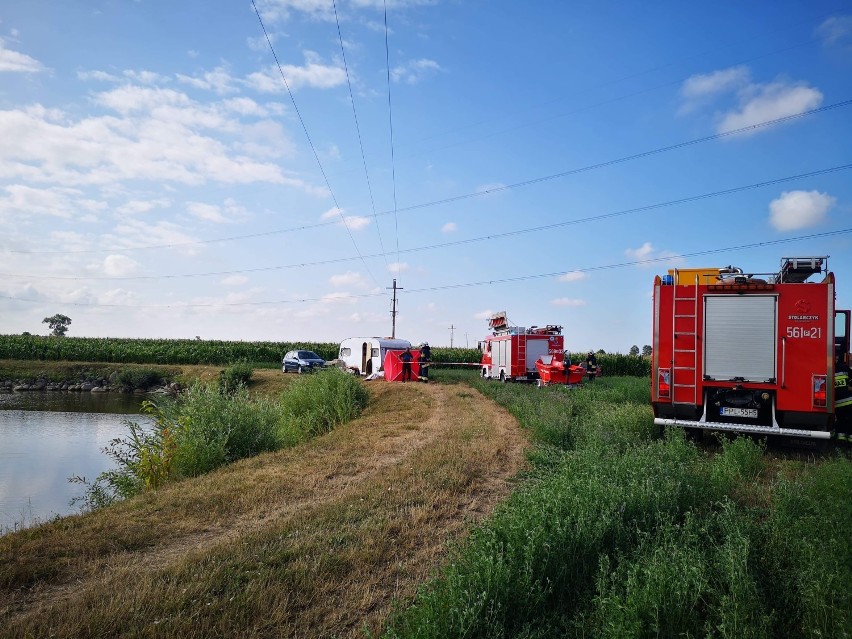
[371,348,380,357]
[340,347,351,357]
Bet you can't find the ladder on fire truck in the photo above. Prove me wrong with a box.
[672,271,699,405]
[516,333,526,373]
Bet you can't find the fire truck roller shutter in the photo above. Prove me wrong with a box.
[704,295,777,382]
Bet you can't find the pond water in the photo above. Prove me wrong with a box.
[0,392,151,533]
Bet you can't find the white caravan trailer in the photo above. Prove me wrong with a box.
[338,337,412,376]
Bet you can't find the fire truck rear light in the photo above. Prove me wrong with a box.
[659,369,671,399]
[813,375,827,407]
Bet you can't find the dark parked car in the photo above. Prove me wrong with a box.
[282,350,326,374]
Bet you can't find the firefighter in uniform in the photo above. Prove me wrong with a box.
[418,342,432,383]
[585,351,597,382]
[400,348,413,382]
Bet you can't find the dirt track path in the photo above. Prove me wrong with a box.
[1,381,529,638]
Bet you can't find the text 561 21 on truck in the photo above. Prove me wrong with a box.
[651,256,851,441]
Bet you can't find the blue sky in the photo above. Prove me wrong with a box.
[1,0,850,352]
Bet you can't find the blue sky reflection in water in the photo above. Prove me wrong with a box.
[0,394,149,532]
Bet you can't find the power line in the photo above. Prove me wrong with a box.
[5,162,850,281]
[402,228,852,295]
[4,98,850,256]
[332,0,388,268]
[249,0,381,288]
[383,0,401,270]
[3,227,849,308]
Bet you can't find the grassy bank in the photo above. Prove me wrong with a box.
[387,372,851,638]
[1,379,528,638]
[74,368,369,509]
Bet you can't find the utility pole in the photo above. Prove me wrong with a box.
[448,324,455,348]
[388,279,402,338]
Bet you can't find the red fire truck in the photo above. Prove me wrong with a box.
[651,256,852,440]
[479,312,565,382]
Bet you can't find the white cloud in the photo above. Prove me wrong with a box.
[0,185,106,219]
[187,202,230,223]
[681,66,749,100]
[105,219,201,255]
[94,84,193,115]
[99,288,140,306]
[115,198,171,216]
[340,215,371,230]
[245,55,345,93]
[256,0,336,23]
[551,298,587,307]
[321,206,343,220]
[78,69,119,82]
[624,243,682,268]
[717,81,823,134]
[679,67,823,135]
[769,190,835,231]
[329,271,367,287]
[390,58,441,84]
[103,254,140,276]
[321,208,374,230]
[221,97,269,116]
[387,262,409,273]
[247,34,273,52]
[0,38,45,73]
[474,309,494,320]
[558,270,586,282]
[326,144,341,160]
[441,222,457,233]
[0,89,316,191]
[176,66,238,94]
[816,15,852,45]
[257,0,437,23]
[625,242,655,261]
[123,69,168,85]
[188,199,247,223]
[222,275,249,286]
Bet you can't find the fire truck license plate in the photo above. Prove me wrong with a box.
[720,407,758,419]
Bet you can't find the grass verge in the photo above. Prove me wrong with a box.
[386,372,851,638]
[0,380,529,638]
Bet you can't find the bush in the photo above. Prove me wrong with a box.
[219,361,253,394]
[114,367,168,392]
[72,371,370,510]
[279,368,369,437]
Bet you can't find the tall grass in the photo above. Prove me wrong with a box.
[386,375,851,638]
[74,369,369,509]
